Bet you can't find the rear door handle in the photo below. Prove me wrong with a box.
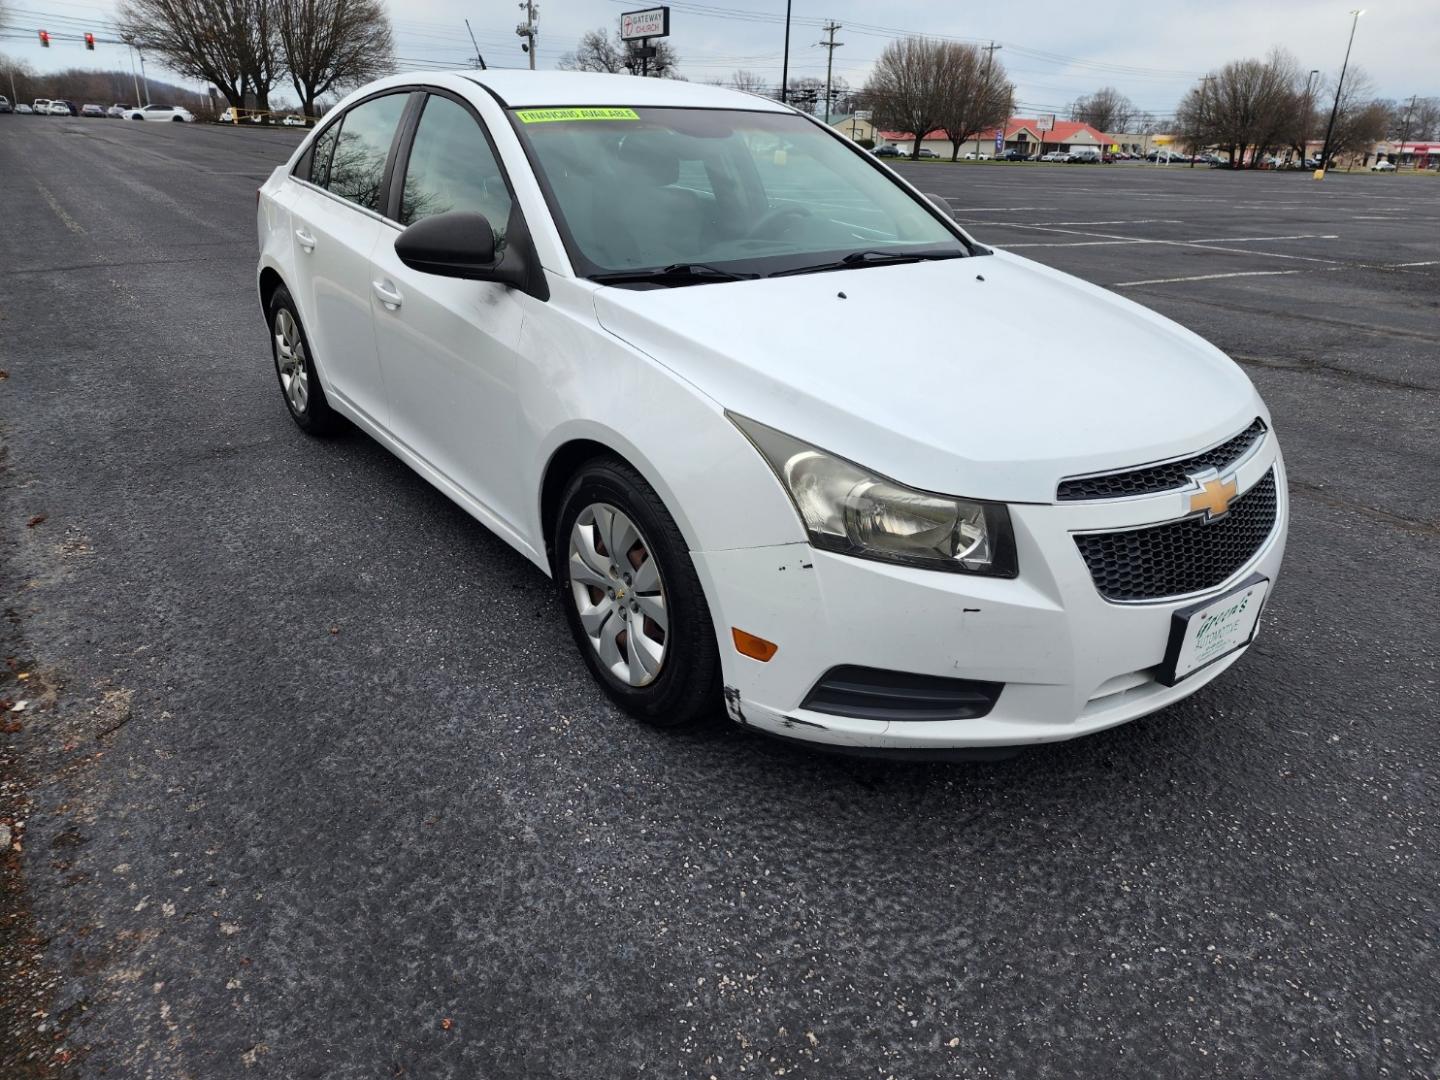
[294,228,316,251]
[372,279,403,310]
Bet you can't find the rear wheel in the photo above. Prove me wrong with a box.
[554,458,720,728]
[267,285,341,436]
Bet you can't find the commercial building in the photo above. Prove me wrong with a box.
[876,117,1110,159]
[828,113,878,144]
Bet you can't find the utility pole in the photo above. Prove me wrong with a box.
[1396,94,1418,167]
[516,0,538,71]
[1192,74,1214,168]
[1318,8,1364,175]
[980,41,1002,157]
[816,21,843,125]
[780,0,792,103]
[465,19,487,70]
[138,50,151,105]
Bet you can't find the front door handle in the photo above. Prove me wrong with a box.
[294,228,316,252]
[372,279,403,310]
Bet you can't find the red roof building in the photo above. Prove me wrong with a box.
[878,117,1111,159]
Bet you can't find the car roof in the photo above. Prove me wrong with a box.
[459,70,790,113]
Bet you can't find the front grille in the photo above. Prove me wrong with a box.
[1057,419,1267,501]
[1074,468,1278,602]
[801,666,1003,722]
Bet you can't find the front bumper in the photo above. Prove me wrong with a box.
[692,449,1287,750]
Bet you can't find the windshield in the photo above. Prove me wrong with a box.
[509,106,971,281]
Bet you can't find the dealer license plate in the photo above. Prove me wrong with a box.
[1157,574,1269,686]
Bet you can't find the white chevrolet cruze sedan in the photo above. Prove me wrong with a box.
[255,72,1287,756]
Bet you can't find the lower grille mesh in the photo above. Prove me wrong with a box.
[1075,469,1279,601]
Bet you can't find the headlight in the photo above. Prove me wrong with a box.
[730,413,1017,576]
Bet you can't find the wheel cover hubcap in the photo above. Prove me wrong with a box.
[273,309,309,413]
[568,502,668,687]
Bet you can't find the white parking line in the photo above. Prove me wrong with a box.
[1114,270,1302,287]
[1020,218,1184,226]
[946,206,1057,212]
[1001,223,1347,266]
[1184,234,1339,243]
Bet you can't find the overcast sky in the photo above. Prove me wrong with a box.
[6,0,1436,113]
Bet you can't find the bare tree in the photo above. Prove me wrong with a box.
[1323,70,1388,163]
[728,69,767,96]
[935,42,1012,161]
[118,0,281,114]
[785,76,826,114]
[276,0,393,118]
[1176,49,1305,166]
[1069,86,1135,135]
[1415,98,1440,140]
[863,36,950,158]
[0,54,39,104]
[557,26,680,78]
[1385,95,1440,141]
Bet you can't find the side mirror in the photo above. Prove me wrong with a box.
[394,210,504,280]
[921,192,954,219]
[393,207,550,302]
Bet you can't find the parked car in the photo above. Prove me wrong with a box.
[1039,150,1071,162]
[15,103,34,114]
[280,114,307,127]
[995,148,1031,162]
[871,144,904,157]
[1371,160,1396,171]
[33,97,52,114]
[81,103,106,117]
[107,104,131,118]
[0,95,11,114]
[123,104,195,122]
[915,147,940,159]
[48,101,75,116]
[962,151,991,160]
[1070,150,1103,164]
[256,71,1288,753]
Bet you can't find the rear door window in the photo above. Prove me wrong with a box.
[325,94,409,213]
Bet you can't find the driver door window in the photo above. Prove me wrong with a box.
[398,95,513,238]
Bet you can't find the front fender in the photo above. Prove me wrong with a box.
[518,279,805,569]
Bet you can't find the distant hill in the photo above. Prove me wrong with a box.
[0,61,208,111]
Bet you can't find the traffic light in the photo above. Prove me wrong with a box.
[38,28,50,47]
[85,32,95,50]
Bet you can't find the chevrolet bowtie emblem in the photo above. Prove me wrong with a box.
[1189,475,1237,521]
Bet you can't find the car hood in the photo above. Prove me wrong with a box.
[592,250,1262,503]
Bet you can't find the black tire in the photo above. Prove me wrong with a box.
[266,285,342,436]
[553,457,721,728]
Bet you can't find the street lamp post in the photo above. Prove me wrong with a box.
[1317,9,1364,175]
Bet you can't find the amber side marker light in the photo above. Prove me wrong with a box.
[732,628,779,662]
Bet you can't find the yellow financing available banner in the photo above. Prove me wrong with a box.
[516,108,641,123]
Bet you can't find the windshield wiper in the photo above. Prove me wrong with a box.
[590,263,759,288]
[769,248,967,278]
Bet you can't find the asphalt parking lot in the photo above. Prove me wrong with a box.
[1,118,1437,1079]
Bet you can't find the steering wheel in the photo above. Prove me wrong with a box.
[750,204,812,238]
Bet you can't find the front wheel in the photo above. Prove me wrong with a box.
[554,458,721,728]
